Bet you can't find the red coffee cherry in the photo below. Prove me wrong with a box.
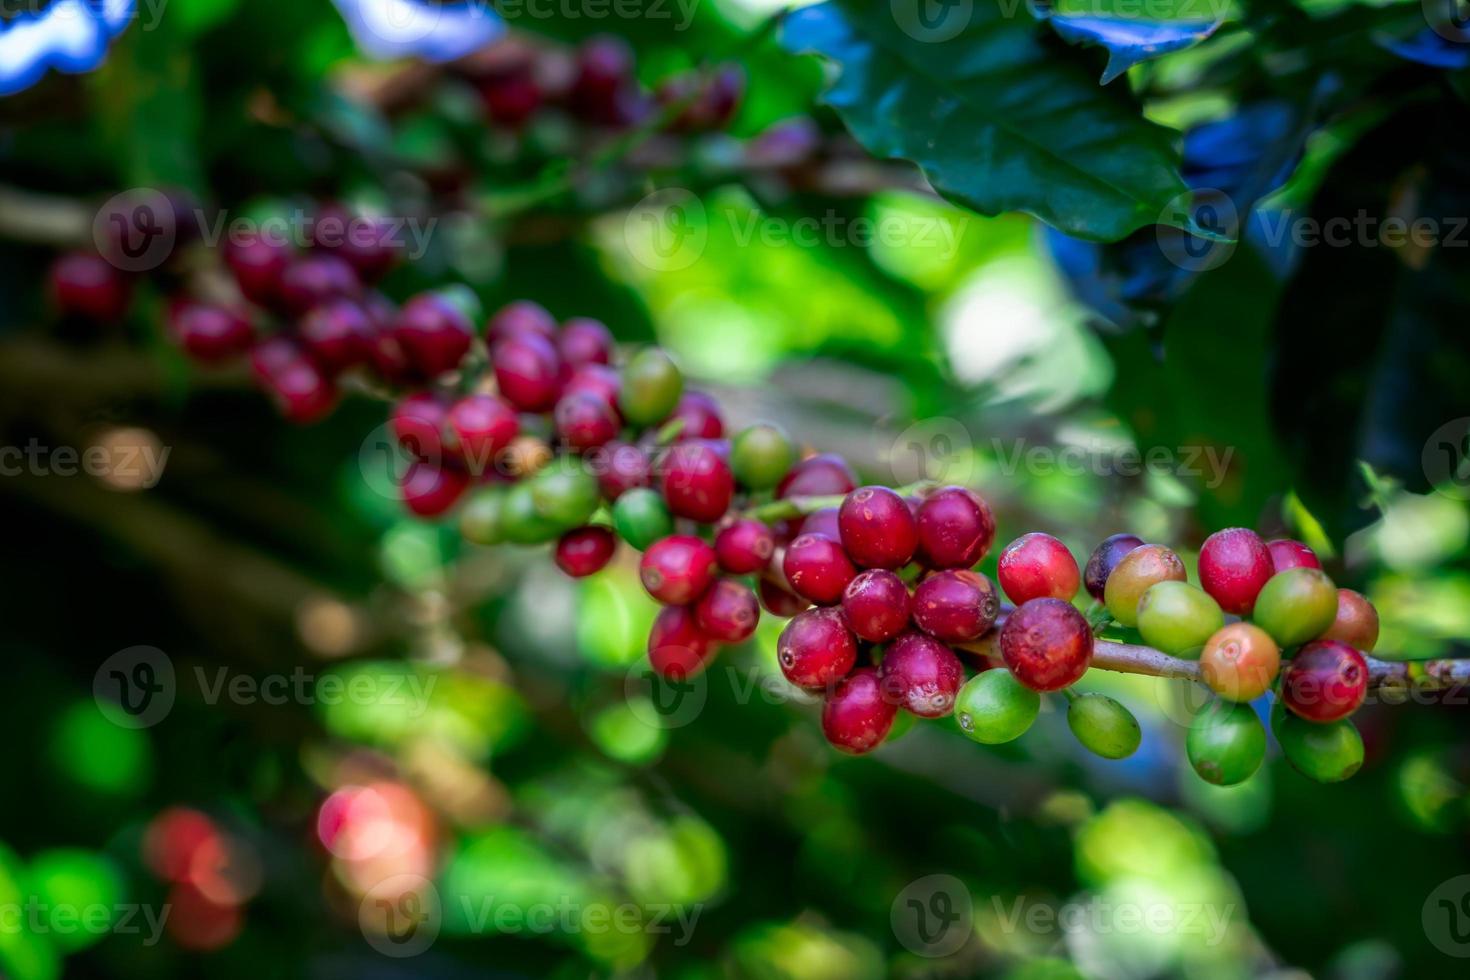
[669,391,724,440]
[493,332,563,412]
[477,63,543,128]
[1323,588,1380,652]
[595,441,651,500]
[224,232,293,309]
[555,392,621,451]
[660,440,735,523]
[911,570,999,643]
[822,668,897,755]
[841,569,912,643]
[694,579,761,643]
[278,254,361,316]
[1280,639,1368,723]
[914,486,995,569]
[393,293,474,378]
[715,519,776,574]
[1000,598,1092,692]
[1199,527,1274,615]
[401,461,470,518]
[782,534,858,605]
[648,605,718,680]
[50,252,133,321]
[777,607,857,691]
[259,353,338,424]
[445,394,520,473]
[169,302,253,364]
[488,300,557,346]
[758,579,811,617]
[799,507,842,542]
[775,453,857,500]
[298,299,372,374]
[639,535,718,605]
[554,526,617,578]
[391,391,450,461]
[878,631,965,718]
[838,486,919,569]
[1267,538,1321,573]
[570,35,639,125]
[997,532,1080,604]
[563,363,622,407]
[557,317,614,368]
[1083,533,1145,602]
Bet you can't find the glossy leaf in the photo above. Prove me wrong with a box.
[1034,3,1223,83]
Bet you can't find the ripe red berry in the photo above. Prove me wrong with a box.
[555,392,621,451]
[669,391,724,440]
[777,607,857,690]
[49,252,132,321]
[391,392,449,461]
[914,486,995,569]
[1000,598,1092,692]
[1323,588,1380,652]
[714,519,776,574]
[758,579,811,617]
[1198,527,1274,615]
[488,301,557,346]
[570,35,638,125]
[594,441,651,500]
[312,208,400,284]
[878,631,965,718]
[1280,639,1368,723]
[169,302,253,364]
[841,569,911,643]
[278,254,360,316]
[775,453,857,500]
[782,534,857,605]
[258,352,338,424]
[394,293,474,379]
[912,570,999,643]
[821,668,897,755]
[554,526,617,578]
[837,486,918,569]
[224,232,292,309]
[557,317,614,367]
[648,605,718,680]
[1083,533,1145,602]
[799,507,842,542]
[298,299,372,373]
[694,579,761,643]
[493,333,563,412]
[639,535,718,605]
[563,363,621,407]
[1267,538,1321,573]
[660,440,735,523]
[477,65,543,128]
[445,394,520,473]
[997,532,1080,604]
[401,461,469,517]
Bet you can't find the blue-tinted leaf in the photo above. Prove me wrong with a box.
[0,0,135,96]
[1034,3,1224,84]
[1375,26,1470,69]
[330,0,502,62]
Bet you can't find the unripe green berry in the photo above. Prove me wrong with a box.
[530,458,601,529]
[953,669,1040,744]
[618,348,684,427]
[612,487,674,551]
[1067,693,1141,759]
[1186,700,1266,786]
[731,423,796,490]
[1103,544,1186,627]
[1252,568,1338,647]
[460,486,507,545]
[1136,581,1223,658]
[1277,712,1364,783]
[500,482,564,544]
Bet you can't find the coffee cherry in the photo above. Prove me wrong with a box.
[477,64,543,128]
[317,211,400,284]
[445,394,520,473]
[782,534,857,605]
[878,631,965,718]
[557,317,614,367]
[391,392,449,461]
[170,302,254,364]
[1065,693,1141,760]
[1253,568,1338,647]
[530,458,601,529]
[998,532,1080,604]
[224,232,292,309]
[953,669,1040,744]
[694,579,761,643]
[278,254,360,316]
[612,488,673,551]
[660,440,735,522]
[914,486,995,569]
[500,482,564,544]
[460,487,506,545]
[554,392,620,451]
[391,292,473,378]
[1200,623,1280,702]
[502,435,553,479]
[50,252,132,321]
[596,441,651,500]
[777,607,857,690]
[662,63,745,132]
[618,348,683,427]
[912,570,999,643]
[1267,538,1320,573]
[714,519,776,574]
[298,299,371,373]
[571,35,638,125]
[488,301,557,346]
[838,486,919,569]
[639,535,718,605]
[669,391,724,440]
[1198,528,1273,615]
[799,507,842,542]
[1083,533,1145,602]
[648,605,718,680]
[821,668,897,755]
[775,453,857,500]
[1000,598,1091,692]
[401,461,469,518]
[841,569,911,642]
[1277,713,1364,783]
[730,424,796,490]
[494,333,563,412]
[1186,700,1266,786]
[259,354,338,424]
[554,526,617,577]
[1136,582,1223,658]
[1322,589,1380,652]
[1103,544,1186,627]
[564,363,622,409]
[758,579,811,617]
[1280,639,1368,723]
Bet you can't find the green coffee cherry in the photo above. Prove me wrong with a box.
[612,488,674,551]
[459,486,507,545]
[1067,693,1142,760]
[1252,568,1338,647]
[530,458,601,529]
[1186,700,1266,786]
[731,423,796,490]
[500,482,563,544]
[618,348,684,427]
[1278,713,1363,783]
[953,669,1040,744]
[1136,581,1223,659]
